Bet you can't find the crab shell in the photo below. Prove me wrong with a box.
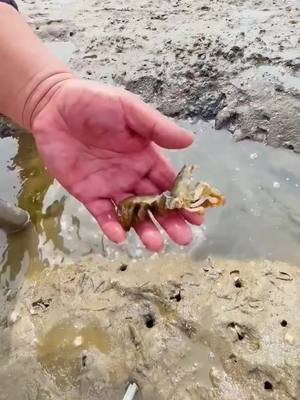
[118,164,225,231]
[183,182,225,213]
[166,181,225,214]
[168,165,225,214]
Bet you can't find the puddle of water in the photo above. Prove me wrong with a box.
[37,320,110,388]
[1,119,300,293]
[168,119,300,264]
[180,341,223,390]
[0,131,54,292]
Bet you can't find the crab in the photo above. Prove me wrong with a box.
[118,164,225,231]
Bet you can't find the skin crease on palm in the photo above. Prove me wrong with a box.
[31,79,203,251]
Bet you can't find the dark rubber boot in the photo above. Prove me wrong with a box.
[0,199,30,233]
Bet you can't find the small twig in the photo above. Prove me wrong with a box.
[101,7,135,12]
[79,307,107,312]
[122,382,138,400]
[101,234,108,257]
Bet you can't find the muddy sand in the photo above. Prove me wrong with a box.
[0,255,299,400]
[18,0,300,151]
[0,0,300,399]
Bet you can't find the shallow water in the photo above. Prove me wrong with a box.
[37,320,110,388]
[169,119,300,264]
[1,119,300,294]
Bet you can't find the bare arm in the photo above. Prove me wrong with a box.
[0,2,74,130]
[0,1,200,251]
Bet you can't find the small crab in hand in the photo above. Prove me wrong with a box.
[118,164,225,231]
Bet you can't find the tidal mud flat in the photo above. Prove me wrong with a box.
[0,0,299,399]
[0,255,299,400]
[19,0,300,151]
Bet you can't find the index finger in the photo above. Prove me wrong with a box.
[120,89,194,149]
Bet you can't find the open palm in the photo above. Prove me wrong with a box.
[31,79,202,251]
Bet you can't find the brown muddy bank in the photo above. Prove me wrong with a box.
[0,254,299,400]
[17,0,300,151]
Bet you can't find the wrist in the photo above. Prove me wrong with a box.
[0,3,75,131]
[22,70,75,131]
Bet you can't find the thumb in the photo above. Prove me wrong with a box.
[121,90,194,149]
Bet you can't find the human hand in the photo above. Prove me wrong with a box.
[31,79,203,251]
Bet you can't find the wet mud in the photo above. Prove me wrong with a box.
[0,1,300,399]
[17,0,300,151]
[0,255,299,399]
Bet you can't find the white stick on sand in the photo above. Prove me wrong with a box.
[122,382,138,400]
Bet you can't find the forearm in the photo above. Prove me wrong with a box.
[0,3,74,131]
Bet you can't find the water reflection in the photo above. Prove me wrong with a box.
[42,196,71,255]
[0,130,52,291]
[0,128,106,292]
[13,130,53,228]
[0,225,39,293]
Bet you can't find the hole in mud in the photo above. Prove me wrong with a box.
[253,127,268,142]
[144,314,155,328]
[119,263,128,272]
[275,85,284,92]
[283,143,295,151]
[225,112,238,133]
[31,298,52,313]
[264,381,273,390]
[280,319,288,327]
[262,113,271,121]
[170,292,181,302]
[234,278,243,288]
[81,354,87,367]
[69,31,74,37]
[229,354,238,363]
